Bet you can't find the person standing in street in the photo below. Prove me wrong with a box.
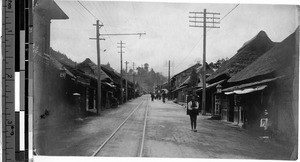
[151,92,155,101]
[187,95,199,132]
[162,91,166,103]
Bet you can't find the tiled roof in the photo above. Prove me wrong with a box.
[77,58,111,81]
[207,31,275,83]
[171,63,201,79]
[228,27,298,83]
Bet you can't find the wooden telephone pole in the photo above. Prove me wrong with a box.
[90,23,145,109]
[189,9,220,115]
[118,41,125,104]
[101,33,145,104]
[168,60,170,86]
[90,20,105,114]
[132,62,135,98]
[125,61,129,102]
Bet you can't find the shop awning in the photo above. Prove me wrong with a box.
[195,79,225,92]
[77,76,90,86]
[104,82,116,88]
[224,91,235,95]
[224,85,267,95]
[222,76,284,92]
[171,85,188,92]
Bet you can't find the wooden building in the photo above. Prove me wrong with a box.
[170,63,214,104]
[101,65,127,105]
[206,30,276,121]
[170,63,201,102]
[33,0,69,154]
[223,28,298,145]
[77,58,116,109]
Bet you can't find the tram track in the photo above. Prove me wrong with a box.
[138,97,149,157]
[91,96,150,157]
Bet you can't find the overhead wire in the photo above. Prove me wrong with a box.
[77,1,116,54]
[99,2,118,27]
[76,1,146,70]
[77,1,100,22]
[174,4,240,72]
[89,1,118,52]
[220,4,240,22]
[89,1,115,50]
[72,2,95,24]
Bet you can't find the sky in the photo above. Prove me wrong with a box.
[49,1,297,77]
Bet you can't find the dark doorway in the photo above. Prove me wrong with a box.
[228,95,234,122]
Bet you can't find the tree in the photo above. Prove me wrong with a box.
[189,68,198,88]
[209,58,228,70]
[144,63,149,72]
[133,63,168,92]
[106,62,111,68]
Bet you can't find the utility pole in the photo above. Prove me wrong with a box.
[189,9,220,115]
[90,20,105,115]
[168,60,170,86]
[168,60,170,100]
[132,62,135,98]
[99,32,145,103]
[132,62,135,83]
[125,61,129,102]
[118,41,125,104]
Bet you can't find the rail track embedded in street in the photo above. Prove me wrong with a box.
[91,97,150,157]
[139,98,149,157]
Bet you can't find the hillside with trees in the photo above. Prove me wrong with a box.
[122,63,167,92]
[50,47,167,92]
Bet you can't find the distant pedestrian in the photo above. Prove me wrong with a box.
[162,91,166,103]
[157,93,161,100]
[151,92,155,101]
[187,95,199,132]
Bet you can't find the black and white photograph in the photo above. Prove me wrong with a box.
[30,0,298,160]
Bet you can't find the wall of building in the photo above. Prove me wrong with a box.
[177,90,186,103]
[33,61,81,154]
[33,9,93,154]
[273,75,297,143]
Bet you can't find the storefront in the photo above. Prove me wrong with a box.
[223,81,273,129]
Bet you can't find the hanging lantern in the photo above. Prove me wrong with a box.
[216,84,222,93]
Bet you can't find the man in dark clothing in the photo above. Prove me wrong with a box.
[151,92,154,101]
[187,95,199,132]
[162,91,166,103]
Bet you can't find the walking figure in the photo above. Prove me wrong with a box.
[187,95,199,132]
[151,92,155,101]
[162,91,166,103]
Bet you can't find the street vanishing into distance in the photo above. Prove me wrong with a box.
[30,1,298,161]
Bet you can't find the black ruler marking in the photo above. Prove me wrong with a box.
[15,0,19,72]
[15,112,20,153]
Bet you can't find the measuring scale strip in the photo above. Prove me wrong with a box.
[3,0,16,161]
[3,0,32,161]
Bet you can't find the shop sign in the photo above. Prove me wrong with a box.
[260,118,268,128]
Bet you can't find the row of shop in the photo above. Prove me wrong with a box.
[54,56,141,116]
[35,50,139,121]
[169,28,298,143]
[33,1,143,154]
[33,0,141,122]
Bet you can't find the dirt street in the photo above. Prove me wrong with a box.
[35,95,292,159]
